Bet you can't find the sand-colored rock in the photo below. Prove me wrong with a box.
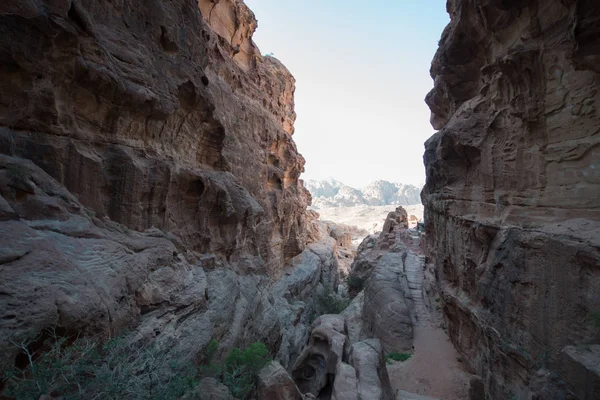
[423,0,600,398]
[346,208,415,352]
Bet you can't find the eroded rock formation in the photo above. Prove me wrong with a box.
[0,0,307,273]
[0,0,335,385]
[0,154,337,377]
[290,315,393,400]
[423,1,600,398]
[348,207,415,353]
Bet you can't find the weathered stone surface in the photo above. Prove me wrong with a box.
[0,0,345,382]
[395,390,440,400]
[423,0,600,398]
[558,345,600,400]
[340,291,366,351]
[257,361,304,400]
[181,377,233,400]
[0,0,308,273]
[348,339,394,400]
[379,206,408,239]
[347,208,415,353]
[331,362,359,400]
[362,251,414,353]
[0,155,339,373]
[291,314,347,397]
[305,209,359,275]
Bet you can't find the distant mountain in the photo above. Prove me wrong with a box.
[304,178,422,209]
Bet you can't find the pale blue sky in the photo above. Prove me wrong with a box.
[245,1,449,187]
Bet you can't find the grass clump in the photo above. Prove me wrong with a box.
[200,339,271,399]
[3,330,197,400]
[4,332,272,400]
[386,352,412,363]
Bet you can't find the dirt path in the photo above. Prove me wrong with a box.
[387,248,472,400]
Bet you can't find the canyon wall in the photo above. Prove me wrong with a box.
[0,0,308,272]
[423,0,600,399]
[0,0,330,377]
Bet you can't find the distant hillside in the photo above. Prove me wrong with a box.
[304,178,422,208]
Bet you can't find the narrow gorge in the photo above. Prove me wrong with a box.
[0,1,598,400]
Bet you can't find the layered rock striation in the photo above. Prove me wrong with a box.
[0,0,333,382]
[423,1,600,398]
[0,0,307,272]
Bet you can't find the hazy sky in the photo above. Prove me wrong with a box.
[245,1,450,187]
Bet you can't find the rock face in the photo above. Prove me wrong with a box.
[257,361,304,400]
[0,0,308,273]
[0,0,338,383]
[0,155,338,375]
[423,1,600,398]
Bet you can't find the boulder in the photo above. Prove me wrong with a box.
[257,361,304,400]
[291,315,347,397]
[348,339,393,400]
[181,378,233,400]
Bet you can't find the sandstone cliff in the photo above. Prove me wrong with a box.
[0,0,328,384]
[0,0,308,273]
[423,1,600,399]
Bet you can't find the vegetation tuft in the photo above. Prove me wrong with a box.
[3,330,272,400]
[386,352,412,363]
[200,339,271,398]
[3,330,197,400]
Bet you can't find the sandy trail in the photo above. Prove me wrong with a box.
[387,250,472,400]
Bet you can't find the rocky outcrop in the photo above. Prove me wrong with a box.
[0,0,340,386]
[423,1,600,398]
[0,0,308,273]
[0,155,338,376]
[305,210,360,275]
[346,207,415,353]
[292,315,347,397]
[290,315,393,400]
[257,361,304,400]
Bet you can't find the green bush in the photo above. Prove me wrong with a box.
[386,352,412,363]
[346,275,365,294]
[318,292,350,315]
[2,331,197,400]
[200,340,271,399]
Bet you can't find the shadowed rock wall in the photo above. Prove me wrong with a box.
[423,1,600,398]
[0,0,327,379]
[0,0,308,273]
